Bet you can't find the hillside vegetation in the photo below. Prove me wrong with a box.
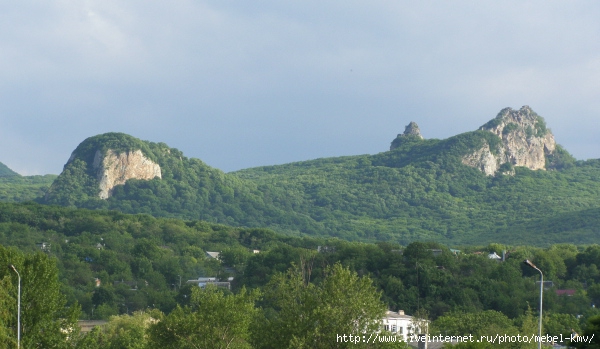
[2,201,600,348]
[0,108,595,246]
[0,161,19,177]
[43,133,320,232]
[0,166,56,203]
[235,135,599,245]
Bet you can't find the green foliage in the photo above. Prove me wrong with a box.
[3,201,600,347]
[0,161,19,177]
[253,263,387,349]
[0,245,80,348]
[480,109,507,129]
[502,123,519,136]
[147,285,259,349]
[389,134,424,150]
[575,315,600,348]
[433,309,540,349]
[0,174,56,202]
[76,310,162,349]
[534,115,548,137]
[29,128,600,246]
[70,132,159,165]
[546,144,576,170]
[498,162,514,173]
[433,310,518,337]
[44,133,320,235]
[544,313,580,339]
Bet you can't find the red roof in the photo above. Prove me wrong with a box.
[555,289,576,296]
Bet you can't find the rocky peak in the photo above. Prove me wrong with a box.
[94,149,162,199]
[390,121,424,150]
[462,106,557,175]
[403,122,423,139]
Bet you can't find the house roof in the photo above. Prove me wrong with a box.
[205,251,220,259]
[555,289,576,296]
[384,310,415,321]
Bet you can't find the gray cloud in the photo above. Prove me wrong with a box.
[1,1,599,175]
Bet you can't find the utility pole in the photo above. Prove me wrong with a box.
[9,265,21,349]
[524,259,543,349]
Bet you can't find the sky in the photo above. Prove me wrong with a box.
[1,1,599,175]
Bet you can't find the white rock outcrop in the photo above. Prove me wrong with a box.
[93,149,162,199]
[461,142,498,176]
[462,106,556,175]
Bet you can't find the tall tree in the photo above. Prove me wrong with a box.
[0,244,80,348]
[253,262,401,349]
[147,285,259,349]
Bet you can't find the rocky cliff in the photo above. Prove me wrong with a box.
[390,121,424,150]
[461,106,557,175]
[45,133,166,204]
[93,149,161,199]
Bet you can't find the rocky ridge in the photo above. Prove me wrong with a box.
[461,106,556,175]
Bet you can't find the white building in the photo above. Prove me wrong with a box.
[186,276,234,290]
[382,310,429,341]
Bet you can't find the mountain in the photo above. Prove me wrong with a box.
[0,161,19,177]
[43,132,320,232]
[0,161,57,202]
[42,107,600,245]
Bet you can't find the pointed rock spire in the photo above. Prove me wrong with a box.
[390,121,424,150]
[403,122,423,139]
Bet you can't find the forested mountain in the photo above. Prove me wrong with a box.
[18,107,600,245]
[0,161,18,177]
[0,162,56,202]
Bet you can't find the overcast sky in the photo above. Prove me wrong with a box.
[1,1,599,175]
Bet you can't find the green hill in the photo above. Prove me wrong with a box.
[41,109,600,245]
[0,161,57,202]
[43,132,321,233]
[0,161,18,177]
[234,133,600,245]
[0,174,56,202]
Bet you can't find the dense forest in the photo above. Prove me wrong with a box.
[5,130,592,246]
[0,174,56,202]
[2,202,600,347]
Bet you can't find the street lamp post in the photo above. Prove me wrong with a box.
[8,265,20,349]
[524,260,543,349]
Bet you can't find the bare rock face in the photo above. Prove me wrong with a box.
[461,142,498,176]
[462,106,556,175]
[403,122,423,139]
[390,121,424,150]
[93,149,162,199]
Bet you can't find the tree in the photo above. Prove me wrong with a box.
[0,275,15,347]
[0,244,80,348]
[544,313,580,341]
[253,262,397,349]
[432,310,519,349]
[575,314,600,349]
[147,285,259,349]
[75,310,162,349]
